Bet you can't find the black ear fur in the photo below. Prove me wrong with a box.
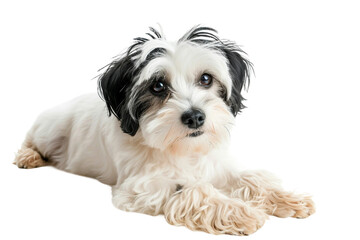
[98,27,164,136]
[223,48,252,116]
[98,54,140,136]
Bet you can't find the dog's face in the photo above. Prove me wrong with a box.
[98,26,251,154]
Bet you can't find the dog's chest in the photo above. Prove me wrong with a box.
[160,153,224,184]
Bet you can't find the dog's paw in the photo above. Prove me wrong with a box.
[269,192,315,218]
[231,205,268,235]
[14,148,46,169]
[164,184,268,235]
[292,196,316,219]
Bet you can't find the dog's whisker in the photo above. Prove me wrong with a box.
[224,126,231,138]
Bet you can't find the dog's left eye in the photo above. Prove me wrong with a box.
[151,81,166,94]
[199,73,213,87]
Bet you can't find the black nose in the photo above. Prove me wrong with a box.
[181,109,206,129]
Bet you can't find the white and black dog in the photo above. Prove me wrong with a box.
[14,26,314,235]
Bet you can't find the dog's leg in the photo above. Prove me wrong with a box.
[225,171,315,218]
[163,183,267,235]
[111,177,177,216]
[14,138,48,169]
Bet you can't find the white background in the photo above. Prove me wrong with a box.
[1,0,359,239]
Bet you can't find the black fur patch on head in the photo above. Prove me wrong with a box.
[97,28,165,136]
[180,26,252,116]
[146,47,167,61]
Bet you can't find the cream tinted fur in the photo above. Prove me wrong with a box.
[15,29,315,235]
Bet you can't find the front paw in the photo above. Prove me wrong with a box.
[228,203,268,235]
[292,195,316,219]
[269,192,316,218]
[164,184,268,235]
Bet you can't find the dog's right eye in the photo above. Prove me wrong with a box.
[150,81,167,94]
[199,73,213,88]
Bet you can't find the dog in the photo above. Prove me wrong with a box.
[14,26,315,235]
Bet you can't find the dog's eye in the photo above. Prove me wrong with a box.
[199,73,213,87]
[151,81,166,94]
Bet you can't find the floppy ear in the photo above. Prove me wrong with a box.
[222,48,252,116]
[98,55,140,136]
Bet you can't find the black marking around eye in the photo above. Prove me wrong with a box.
[148,75,171,99]
[97,27,167,136]
[218,82,228,100]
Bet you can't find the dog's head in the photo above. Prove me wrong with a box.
[98,26,252,154]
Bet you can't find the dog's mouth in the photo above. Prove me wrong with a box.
[187,131,204,137]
